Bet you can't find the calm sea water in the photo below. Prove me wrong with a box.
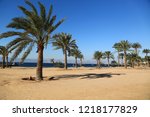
[18,62,99,68]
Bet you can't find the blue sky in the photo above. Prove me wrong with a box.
[0,0,150,63]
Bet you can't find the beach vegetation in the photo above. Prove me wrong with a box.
[52,33,77,70]
[119,40,131,68]
[70,48,81,68]
[103,51,114,67]
[132,42,142,55]
[78,53,84,67]
[93,51,103,68]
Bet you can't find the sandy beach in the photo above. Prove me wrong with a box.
[0,67,150,100]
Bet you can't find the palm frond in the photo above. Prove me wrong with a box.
[10,41,29,63]
[6,38,26,49]
[0,31,23,39]
[51,19,65,33]
[18,6,33,18]
[25,0,38,15]
[38,2,46,22]
[20,42,34,64]
[47,5,53,22]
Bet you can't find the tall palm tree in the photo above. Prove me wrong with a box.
[93,51,103,68]
[119,40,131,68]
[143,49,150,57]
[0,1,64,80]
[132,42,142,55]
[78,53,84,66]
[52,33,77,70]
[70,48,81,68]
[113,43,122,66]
[103,51,114,67]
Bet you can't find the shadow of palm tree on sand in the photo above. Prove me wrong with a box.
[48,73,125,80]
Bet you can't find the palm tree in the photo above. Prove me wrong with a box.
[4,44,17,67]
[113,43,122,66]
[0,1,64,80]
[93,51,103,68]
[132,42,142,55]
[52,33,77,70]
[127,53,138,68]
[0,46,6,68]
[143,49,150,66]
[143,49,150,57]
[78,53,84,66]
[0,45,11,68]
[70,48,81,68]
[103,51,114,67]
[119,40,131,68]
[136,56,142,67]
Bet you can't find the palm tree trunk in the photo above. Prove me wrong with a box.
[80,59,82,67]
[132,60,134,68]
[96,60,98,68]
[107,58,110,67]
[75,57,77,68]
[135,48,138,55]
[98,59,101,68]
[6,54,8,67]
[2,55,5,68]
[36,44,43,80]
[118,51,120,66]
[124,51,127,68]
[64,50,67,70]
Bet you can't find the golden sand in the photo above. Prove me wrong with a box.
[0,67,150,100]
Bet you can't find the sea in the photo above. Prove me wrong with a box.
[18,63,98,68]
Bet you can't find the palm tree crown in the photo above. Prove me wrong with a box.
[132,42,142,55]
[0,0,64,80]
[113,43,122,52]
[143,49,150,57]
[52,33,77,69]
